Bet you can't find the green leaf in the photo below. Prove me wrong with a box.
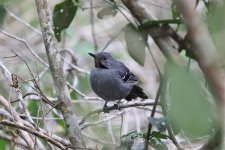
[148,117,167,132]
[207,2,225,33]
[121,135,134,150]
[185,49,195,59]
[121,131,144,150]
[28,101,39,117]
[124,24,147,66]
[53,0,79,42]
[0,5,6,27]
[102,145,113,150]
[0,140,7,150]
[0,0,14,5]
[97,6,117,19]
[122,130,143,139]
[150,137,168,150]
[151,131,169,140]
[167,62,214,137]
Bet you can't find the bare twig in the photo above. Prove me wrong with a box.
[22,120,71,147]
[67,82,102,101]
[0,120,66,149]
[145,79,162,150]
[89,0,98,51]
[79,100,155,125]
[4,6,42,35]
[0,30,48,67]
[0,131,28,149]
[63,58,90,75]
[108,118,116,144]
[81,111,125,130]
[0,95,34,149]
[0,60,12,84]
[0,108,13,120]
[82,131,119,147]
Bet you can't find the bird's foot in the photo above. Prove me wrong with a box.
[114,100,122,111]
[114,103,121,111]
[103,105,110,113]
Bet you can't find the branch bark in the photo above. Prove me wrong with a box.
[35,0,86,148]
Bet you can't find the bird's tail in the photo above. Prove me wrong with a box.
[125,85,148,101]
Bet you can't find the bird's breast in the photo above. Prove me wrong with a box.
[90,68,133,100]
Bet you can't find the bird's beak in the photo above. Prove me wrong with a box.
[88,53,96,58]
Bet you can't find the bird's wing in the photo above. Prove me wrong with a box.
[118,62,138,83]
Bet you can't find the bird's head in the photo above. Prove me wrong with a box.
[89,52,116,68]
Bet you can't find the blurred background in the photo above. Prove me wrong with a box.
[0,0,225,149]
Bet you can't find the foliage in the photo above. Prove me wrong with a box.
[53,0,79,42]
[166,62,214,137]
[118,130,169,150]
[97,6,118,19]
[124,24,148,66]
[0,5,6,27]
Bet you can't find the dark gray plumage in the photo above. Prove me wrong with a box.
[89,52,148,111]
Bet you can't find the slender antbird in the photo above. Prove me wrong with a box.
[89,52,148,112]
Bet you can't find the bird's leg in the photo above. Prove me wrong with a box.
[114,99,122,111]
[103,100,110,113]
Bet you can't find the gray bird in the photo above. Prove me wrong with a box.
[89,52,148,112]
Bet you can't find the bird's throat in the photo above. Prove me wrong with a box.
[95,60,108,69]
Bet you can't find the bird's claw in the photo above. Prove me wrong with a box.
[114,103,121,111]
[103,105,110,113]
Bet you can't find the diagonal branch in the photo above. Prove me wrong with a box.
[35,0,86,148]
[0,95,34,149]
[121,0,186,65]
[0,120,66,149]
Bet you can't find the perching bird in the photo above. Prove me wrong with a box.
[89,52,148,112]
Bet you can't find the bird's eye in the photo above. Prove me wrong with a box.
[103,57,107,60]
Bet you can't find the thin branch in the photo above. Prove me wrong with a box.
[67,82,102,101]
[82,131,119,147]
[0,95,34,148]
[108,118,116,144]
[145,79,163,150]
[0,30,48,67]
[79,100,155,125]
[0,131,28,149]
[89,0,98,51]
[4,6,42,35]
[100,29,123,52]
[0,120,66,149]
[0,107,70,147]
[0,60,12,84]
[63,58,90,75]
[81,111,125,130]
